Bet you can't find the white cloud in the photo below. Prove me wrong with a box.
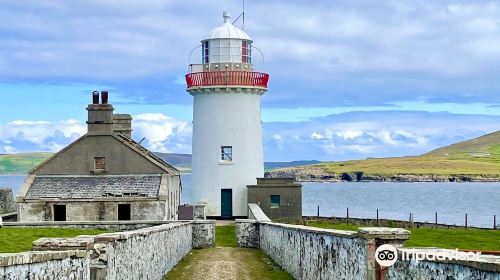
[0,113,192,154]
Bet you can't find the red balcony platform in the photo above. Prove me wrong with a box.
[186,71,269,89]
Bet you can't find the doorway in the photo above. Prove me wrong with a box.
[53,204,66,221]
[221,189,233,218]
[118,204,131,220]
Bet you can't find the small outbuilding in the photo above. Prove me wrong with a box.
[17,91,182,222]
[247,178,302,221]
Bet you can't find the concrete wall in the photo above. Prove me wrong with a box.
[0,250,89,279]
[32,135,171,175]
[0,188,15,214]
[389,248,500,280]
[18,200,167,222]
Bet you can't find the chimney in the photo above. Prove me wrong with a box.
[113,114,133,138]
[87,91,114,135]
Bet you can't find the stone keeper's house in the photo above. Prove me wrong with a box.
[16,91,181,222]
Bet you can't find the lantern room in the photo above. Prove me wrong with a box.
[202,11,252,65]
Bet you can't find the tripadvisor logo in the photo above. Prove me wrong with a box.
[375,244,482,267]
[375,244,398,267]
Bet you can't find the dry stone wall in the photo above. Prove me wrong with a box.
[0,250,89,279]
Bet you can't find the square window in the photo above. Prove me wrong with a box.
[221,146,232,161]
[94,157,106,173]
[270,195,280,209]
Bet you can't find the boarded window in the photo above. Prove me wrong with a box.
[94,157,106,173]
[221,146,232,161]
[53,205,67,221]
[270,195,280,209]
[118,204,131,220]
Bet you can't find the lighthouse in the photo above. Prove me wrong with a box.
[186,12,269,218]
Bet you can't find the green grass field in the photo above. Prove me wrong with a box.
[215,225,237,247]
[306,221,500,251]
[0,227,110,253]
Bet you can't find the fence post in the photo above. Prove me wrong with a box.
[495,215,497,230]
[376,209,379,227]
[317,206,319,218]
[435,212,438,227]
[465,213,468,229]
[346,207,349,224]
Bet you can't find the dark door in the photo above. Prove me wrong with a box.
[53,205,66,221]
[118,204,131,220]
[221,189,233,218]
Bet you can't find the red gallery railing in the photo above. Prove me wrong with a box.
[186,71,269,89]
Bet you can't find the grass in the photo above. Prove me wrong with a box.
[0,227,110,253]
[165,225,292,280]
[306,221,500,251]
[215,225,237,247]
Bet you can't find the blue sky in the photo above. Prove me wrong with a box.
[1,1,500,161]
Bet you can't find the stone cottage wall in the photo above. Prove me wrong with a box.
[388,248,500,280]
[0,188,15,214]
[0,250,89,279]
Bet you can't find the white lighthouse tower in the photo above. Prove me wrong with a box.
[186,12,269,218]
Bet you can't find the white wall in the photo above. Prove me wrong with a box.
[191,91,264,217]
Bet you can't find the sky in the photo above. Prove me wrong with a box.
[1,0,500,161]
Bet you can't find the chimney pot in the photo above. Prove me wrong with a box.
[101,91,109,104]
[92,91,99,104]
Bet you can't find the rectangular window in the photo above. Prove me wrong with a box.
[94,157,106,173]
[53,205,67,221]
[270,195,281,209]
[221,146,233,161]
[118,204,131,221]
[202,41,209,64]
[242,41,248,63]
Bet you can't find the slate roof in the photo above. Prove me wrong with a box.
[25,175,161,199]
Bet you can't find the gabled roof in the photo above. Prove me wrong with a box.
[29,133,179,175]
[112,133,178,174]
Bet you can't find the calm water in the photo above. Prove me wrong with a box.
[2,175,499,228]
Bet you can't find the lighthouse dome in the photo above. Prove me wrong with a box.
[203,12,252,41]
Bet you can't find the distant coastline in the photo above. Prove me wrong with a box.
[269,166,500,183]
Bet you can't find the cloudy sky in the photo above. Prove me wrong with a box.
[1,0,500,161]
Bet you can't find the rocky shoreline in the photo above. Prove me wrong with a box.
[267,166,500,183]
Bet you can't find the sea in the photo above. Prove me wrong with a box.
[2,174,499,228]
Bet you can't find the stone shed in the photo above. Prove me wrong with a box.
[17,91,182,222]
[247,178,302,221]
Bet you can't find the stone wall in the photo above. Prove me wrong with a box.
[0,188,15,214]
[4,220,215,280]
[0,250,89,279]
[97,223,192,280]
[389,248,500,280]
[259,222,369,279]
[18,200,167,222]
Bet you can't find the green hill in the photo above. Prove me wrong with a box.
[271,131,500,181]
[0,153,53,174]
